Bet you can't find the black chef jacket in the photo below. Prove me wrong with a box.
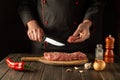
[18,0,105,53]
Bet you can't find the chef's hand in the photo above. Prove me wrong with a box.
[68,20,92,43]
[27,20,44,42]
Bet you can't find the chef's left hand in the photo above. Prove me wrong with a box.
[67,20,92,43]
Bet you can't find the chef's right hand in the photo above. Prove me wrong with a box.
[27,20,44,42]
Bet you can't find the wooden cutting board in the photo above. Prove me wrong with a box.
[21,57,88,66]
[39,57,88,66]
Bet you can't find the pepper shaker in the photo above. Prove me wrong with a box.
[104,35,115,63]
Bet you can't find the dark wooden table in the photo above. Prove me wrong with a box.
[0,53,120,80]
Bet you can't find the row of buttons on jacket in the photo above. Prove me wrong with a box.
[41,0,80,26]
[42,0,79,5]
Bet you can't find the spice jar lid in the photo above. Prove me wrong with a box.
[96,44,103,48]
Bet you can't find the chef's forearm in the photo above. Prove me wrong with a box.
[83,19,92,28]
[27,20,40,28]
[83,0,100,25]
[18,0,37,26]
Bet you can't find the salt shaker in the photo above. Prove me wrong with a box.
[95,44,104,60]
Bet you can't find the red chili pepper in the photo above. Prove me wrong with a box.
[6,58,24,66]
[6,58,34,71]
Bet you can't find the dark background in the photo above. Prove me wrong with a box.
[0,0,32,60]
[0,0,120,60]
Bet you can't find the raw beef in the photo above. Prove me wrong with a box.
[44,52,87,61]
[67,36,78,43]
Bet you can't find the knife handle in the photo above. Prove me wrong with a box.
[42,36,46,41]
[21,57,41,61]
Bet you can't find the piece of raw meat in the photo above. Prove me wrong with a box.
[44,52,87,61]
[67,36,78,43]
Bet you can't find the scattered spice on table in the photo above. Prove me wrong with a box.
[65,68,72,72]
[74,66,79,70]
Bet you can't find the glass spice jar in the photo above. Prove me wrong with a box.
[95,44,104,60]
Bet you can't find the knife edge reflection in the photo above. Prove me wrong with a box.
[45,37,65,46]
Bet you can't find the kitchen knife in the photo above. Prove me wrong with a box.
[43,37,65,46]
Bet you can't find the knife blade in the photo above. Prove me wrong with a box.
[44,37,65,46]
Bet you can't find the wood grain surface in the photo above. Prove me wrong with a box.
[21,56,88,66]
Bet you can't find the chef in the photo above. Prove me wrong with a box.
[18,0,105,53]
